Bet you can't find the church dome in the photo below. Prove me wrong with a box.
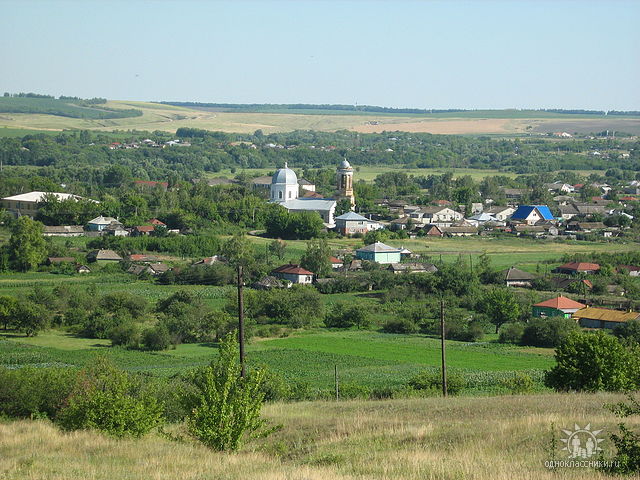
[272,163,298,185]
[339,159,352,169]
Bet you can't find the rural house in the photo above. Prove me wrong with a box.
[573,307,640,330]
[532,296,586,318]
[1,191,88,218]
[553,262,600,275]
[388,263,438,274]
[501,266,536,287]
[334,211,383,236]
[43,225,85,237]
[484,206,515,222]
[87,215,122,232]
[271,264,314,285]
[355,242,403,264]
[410,206,463,227]
[510,205,555,225]
[87,249,123,263]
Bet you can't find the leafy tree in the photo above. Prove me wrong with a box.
[57,356,163,437]
[545,331,640,392]
[478,287,521,333]
[187,332,272,451]
[300,237,331,277]
[8,217,47,271]
[267,238,286,261]
[335,198,352,216]
[0,296,17,330]
[14,299,51,336]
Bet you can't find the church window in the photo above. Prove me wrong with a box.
[288,191,292,198]
[279,191,283,199]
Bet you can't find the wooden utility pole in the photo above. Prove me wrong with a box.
[440,298,447,397]
[237,264,246,377]
[334,365,339,401]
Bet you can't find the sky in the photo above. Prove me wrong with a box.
[1,0,639,110]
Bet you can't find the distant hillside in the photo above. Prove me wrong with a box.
[0,95,142,119]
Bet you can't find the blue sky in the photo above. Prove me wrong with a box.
[2,0,639,109]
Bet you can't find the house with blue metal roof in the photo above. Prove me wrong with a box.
[510,205,555,225]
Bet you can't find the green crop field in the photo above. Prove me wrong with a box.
[0,329,553,389]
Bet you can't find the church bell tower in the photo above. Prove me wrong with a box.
[336,159,355,209]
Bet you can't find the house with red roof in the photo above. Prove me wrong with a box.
[553,262,600,275]
[330,256,344,269]
[271,264,314,285]
[133,225,155,236]
[148,218,166,226]
[532,295,586,318]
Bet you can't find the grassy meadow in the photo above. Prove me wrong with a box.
[1,392,636,479]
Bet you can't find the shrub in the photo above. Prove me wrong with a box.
[325,302,370,329]
[545,331,640,392]
[382,318,418,334]
[259,370,290,402]
[0,366,78,419]
[408,369,465,395]
[498,372,535,394]
[338,383,371,400]
[109,322,141,348]
[187,332,273,451]
[600,396,640,474]
[57,357,163,437]
[521,317,580,348]
[141,325,171,351]
[498,323,525,344]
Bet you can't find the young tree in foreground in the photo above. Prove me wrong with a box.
[187,332,272,451]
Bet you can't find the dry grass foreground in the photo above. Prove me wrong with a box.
[2,393,639,480]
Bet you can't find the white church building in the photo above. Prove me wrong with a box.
[270,162,350,227]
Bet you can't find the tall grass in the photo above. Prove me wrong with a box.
[0,393,635,479]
